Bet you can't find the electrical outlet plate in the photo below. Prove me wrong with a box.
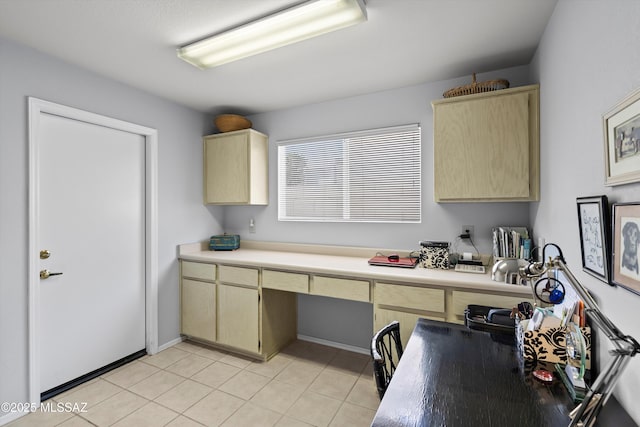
[461,225,474,238]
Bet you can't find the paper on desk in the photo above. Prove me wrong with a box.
[553,270,581,326]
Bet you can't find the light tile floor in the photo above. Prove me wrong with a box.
[8,340,379,427]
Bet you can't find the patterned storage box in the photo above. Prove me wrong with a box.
[420,241,450,269]
[517,320,591,369]
[209,234,240,251]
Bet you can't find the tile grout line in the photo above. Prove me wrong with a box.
[17,340,378,427]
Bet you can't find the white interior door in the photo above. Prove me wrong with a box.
[37,112,146,393]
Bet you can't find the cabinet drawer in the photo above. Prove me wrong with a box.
[263,270,309,293]
[452,290,530,316]
[182,261,216,281]
[219,265,259,288]
[375,282,444,313]
[311,276,370,302]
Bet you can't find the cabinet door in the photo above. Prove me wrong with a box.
[217,284,260,353]
[204,132,249,204]
[433,87,538,201]
[181,279,216,342]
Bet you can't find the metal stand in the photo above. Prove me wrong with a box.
[520,245,640,427]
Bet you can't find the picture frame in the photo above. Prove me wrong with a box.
[612,202,640,296]
[577,196,611,284]
[603,87,640,186]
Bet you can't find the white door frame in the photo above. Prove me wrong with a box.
[27,97,158,406]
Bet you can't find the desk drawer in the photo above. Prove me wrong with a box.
[219,265,259,288]
[182,261,216,281]
[311,276,370,302]
[452,291,529,316]
[375,282,444,312]
[263,270,309,293]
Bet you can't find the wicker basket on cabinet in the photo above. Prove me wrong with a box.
[214,114,252,133]
[443,73,509,98]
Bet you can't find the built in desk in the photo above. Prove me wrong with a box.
[371,318,637,427]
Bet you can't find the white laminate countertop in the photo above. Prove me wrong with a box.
[178,241,533,296]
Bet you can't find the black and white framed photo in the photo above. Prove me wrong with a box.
[577,195,611,284]
[612,202,640,296]
[603,87,640,186]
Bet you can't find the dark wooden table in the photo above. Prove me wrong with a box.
[371,318,637,427]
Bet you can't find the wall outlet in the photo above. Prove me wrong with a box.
[461,225,474,239]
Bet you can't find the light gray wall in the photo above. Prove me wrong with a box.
[530,0,640,422]
[226,66,534,251]
[223,66,536,348]
[0,37,223,415]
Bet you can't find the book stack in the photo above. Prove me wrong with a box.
[492,227,531,259]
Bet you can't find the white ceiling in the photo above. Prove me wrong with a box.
[0,0,557,115]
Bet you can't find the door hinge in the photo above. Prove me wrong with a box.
[258,340,261,350]
[258,293,261,303]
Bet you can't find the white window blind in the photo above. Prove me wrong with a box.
[278,124,421,223]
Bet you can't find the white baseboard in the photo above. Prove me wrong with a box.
[297,334,369,355]
[0,410,27,426]
[157,336,184,352]
[0,338,184,427]
[156,334,369,357]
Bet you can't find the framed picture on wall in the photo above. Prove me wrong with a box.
[603,87,640,186]
[577,196,611,284]
[612,202,640,296]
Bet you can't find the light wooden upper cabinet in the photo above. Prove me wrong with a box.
[431,84,539,202]
[203,129,268,205]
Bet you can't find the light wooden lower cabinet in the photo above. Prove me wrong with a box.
[311,276,370,302]
[374,308,443,350]
[375,282,444,312]
[217,283,260,353]
[451,290,533,322]
[181,261,297,360]
[180,259,533,360]
[263,269,309,293]
[373,281,447,349]
[219,265,259,288]
[181,279,216,342]
[182,261,216,281]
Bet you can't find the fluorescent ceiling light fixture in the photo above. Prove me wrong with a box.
[177,0,367,69]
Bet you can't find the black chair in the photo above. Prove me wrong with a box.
[370,320,404,399]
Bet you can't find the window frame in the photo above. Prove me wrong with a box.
[277,124,421,223]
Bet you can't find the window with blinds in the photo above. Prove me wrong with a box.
[277,124,421,223]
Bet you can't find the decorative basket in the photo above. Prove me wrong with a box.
[443,73,510,98]
[214,114,252,133]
